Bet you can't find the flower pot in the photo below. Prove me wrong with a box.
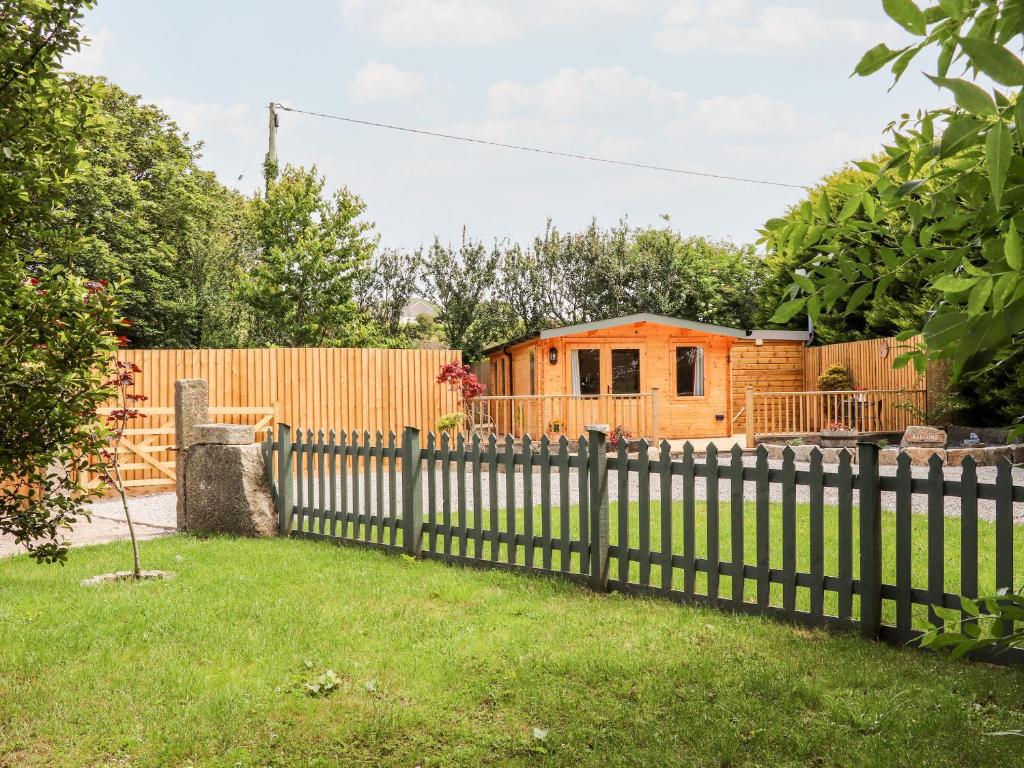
[821,430,857,449]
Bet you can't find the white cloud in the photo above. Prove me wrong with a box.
[349,61,426,102]
[654,1,888,54]
[63,25,110,74]
[690,94,814,139]
[488,67,687,121]
[340,0,644,46]
[152,98,256,142]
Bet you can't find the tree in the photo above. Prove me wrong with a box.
[354,248,424,344]
[493,218,769,336]
[766,0,1024,434]
[499,239,548,335]
[607,223,768,327]
[99,358,148,579]
[757,163,934,344]
[241,165,377,347]
[423,233,512,359]
[0,1,122,562]
[536,220,609,326]
[62,76,250,348]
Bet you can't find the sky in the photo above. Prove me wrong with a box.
[66,0,951,251]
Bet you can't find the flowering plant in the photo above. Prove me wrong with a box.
[608,425,632,449]
[823,421,857,433]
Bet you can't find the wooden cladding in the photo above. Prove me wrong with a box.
[467,393,658,442]
[804,336,924,391]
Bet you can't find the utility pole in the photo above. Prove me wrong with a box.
[265,102,279,193]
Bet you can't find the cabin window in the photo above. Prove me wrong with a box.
[676,347,705,396]
[529,350,536,395]
[500,358,506,395]
[611,349,641,394]
[571,349,601,396]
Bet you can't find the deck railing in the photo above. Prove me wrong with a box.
[465,392,659,442]
[745,388,927,446]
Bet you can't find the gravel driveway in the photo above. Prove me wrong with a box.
[4,455,1020,558]
[0,494,176,559]
[285,454,1024,525]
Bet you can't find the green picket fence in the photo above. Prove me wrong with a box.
[262,425,1024,662]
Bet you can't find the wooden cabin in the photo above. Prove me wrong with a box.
[480,313,810,441]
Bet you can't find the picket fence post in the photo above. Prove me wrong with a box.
[588,428,610,591]
[276,422,293,535]
[402,426,424,556]
[857,442,882,639]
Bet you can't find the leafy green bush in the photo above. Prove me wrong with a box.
[817,364,854,391]
[435,413,466,435]
[0,1,122,563]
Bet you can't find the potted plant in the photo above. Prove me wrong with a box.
[821,421,858,448]
[607,425,636,453]
[548,419,564,434]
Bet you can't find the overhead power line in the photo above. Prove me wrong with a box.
[273,104,810,191]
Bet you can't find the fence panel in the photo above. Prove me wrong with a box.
[264,425,1024,664]
[107,347,461,491]
[804,335,924,391]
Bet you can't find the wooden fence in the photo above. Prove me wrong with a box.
[804,336,924,391]
[90,406,275,492]
[263,426,1024,663]
[106,347,462,490]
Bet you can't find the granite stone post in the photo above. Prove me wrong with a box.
[174,378,276,536]
[175,379,209,531]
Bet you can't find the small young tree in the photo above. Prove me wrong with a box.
[98,357,148,579]
[436,361,487,435]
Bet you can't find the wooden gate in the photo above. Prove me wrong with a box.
[90,406,275,493]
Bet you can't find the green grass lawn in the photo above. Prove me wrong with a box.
[2,535,1023,767]
[357,498,1024,630]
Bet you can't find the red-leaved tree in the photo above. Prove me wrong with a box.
[436,361,487,402]
[436,361,487,436]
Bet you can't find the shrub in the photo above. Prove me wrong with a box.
[0,2,124,563]
[817,364,854,391]
[608,425,632,449]
[435,413,465,435]
[436,361,486,401]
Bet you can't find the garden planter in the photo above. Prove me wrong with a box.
[606,440,640,454]
[820,430,858,449]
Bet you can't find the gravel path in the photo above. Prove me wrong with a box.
[288,455,1024,524]
[4,456,1020,558]
[0,494,176,559]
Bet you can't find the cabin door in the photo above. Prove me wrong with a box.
[563,345,648,438]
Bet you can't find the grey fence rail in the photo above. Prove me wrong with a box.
[262,425,1024,663]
